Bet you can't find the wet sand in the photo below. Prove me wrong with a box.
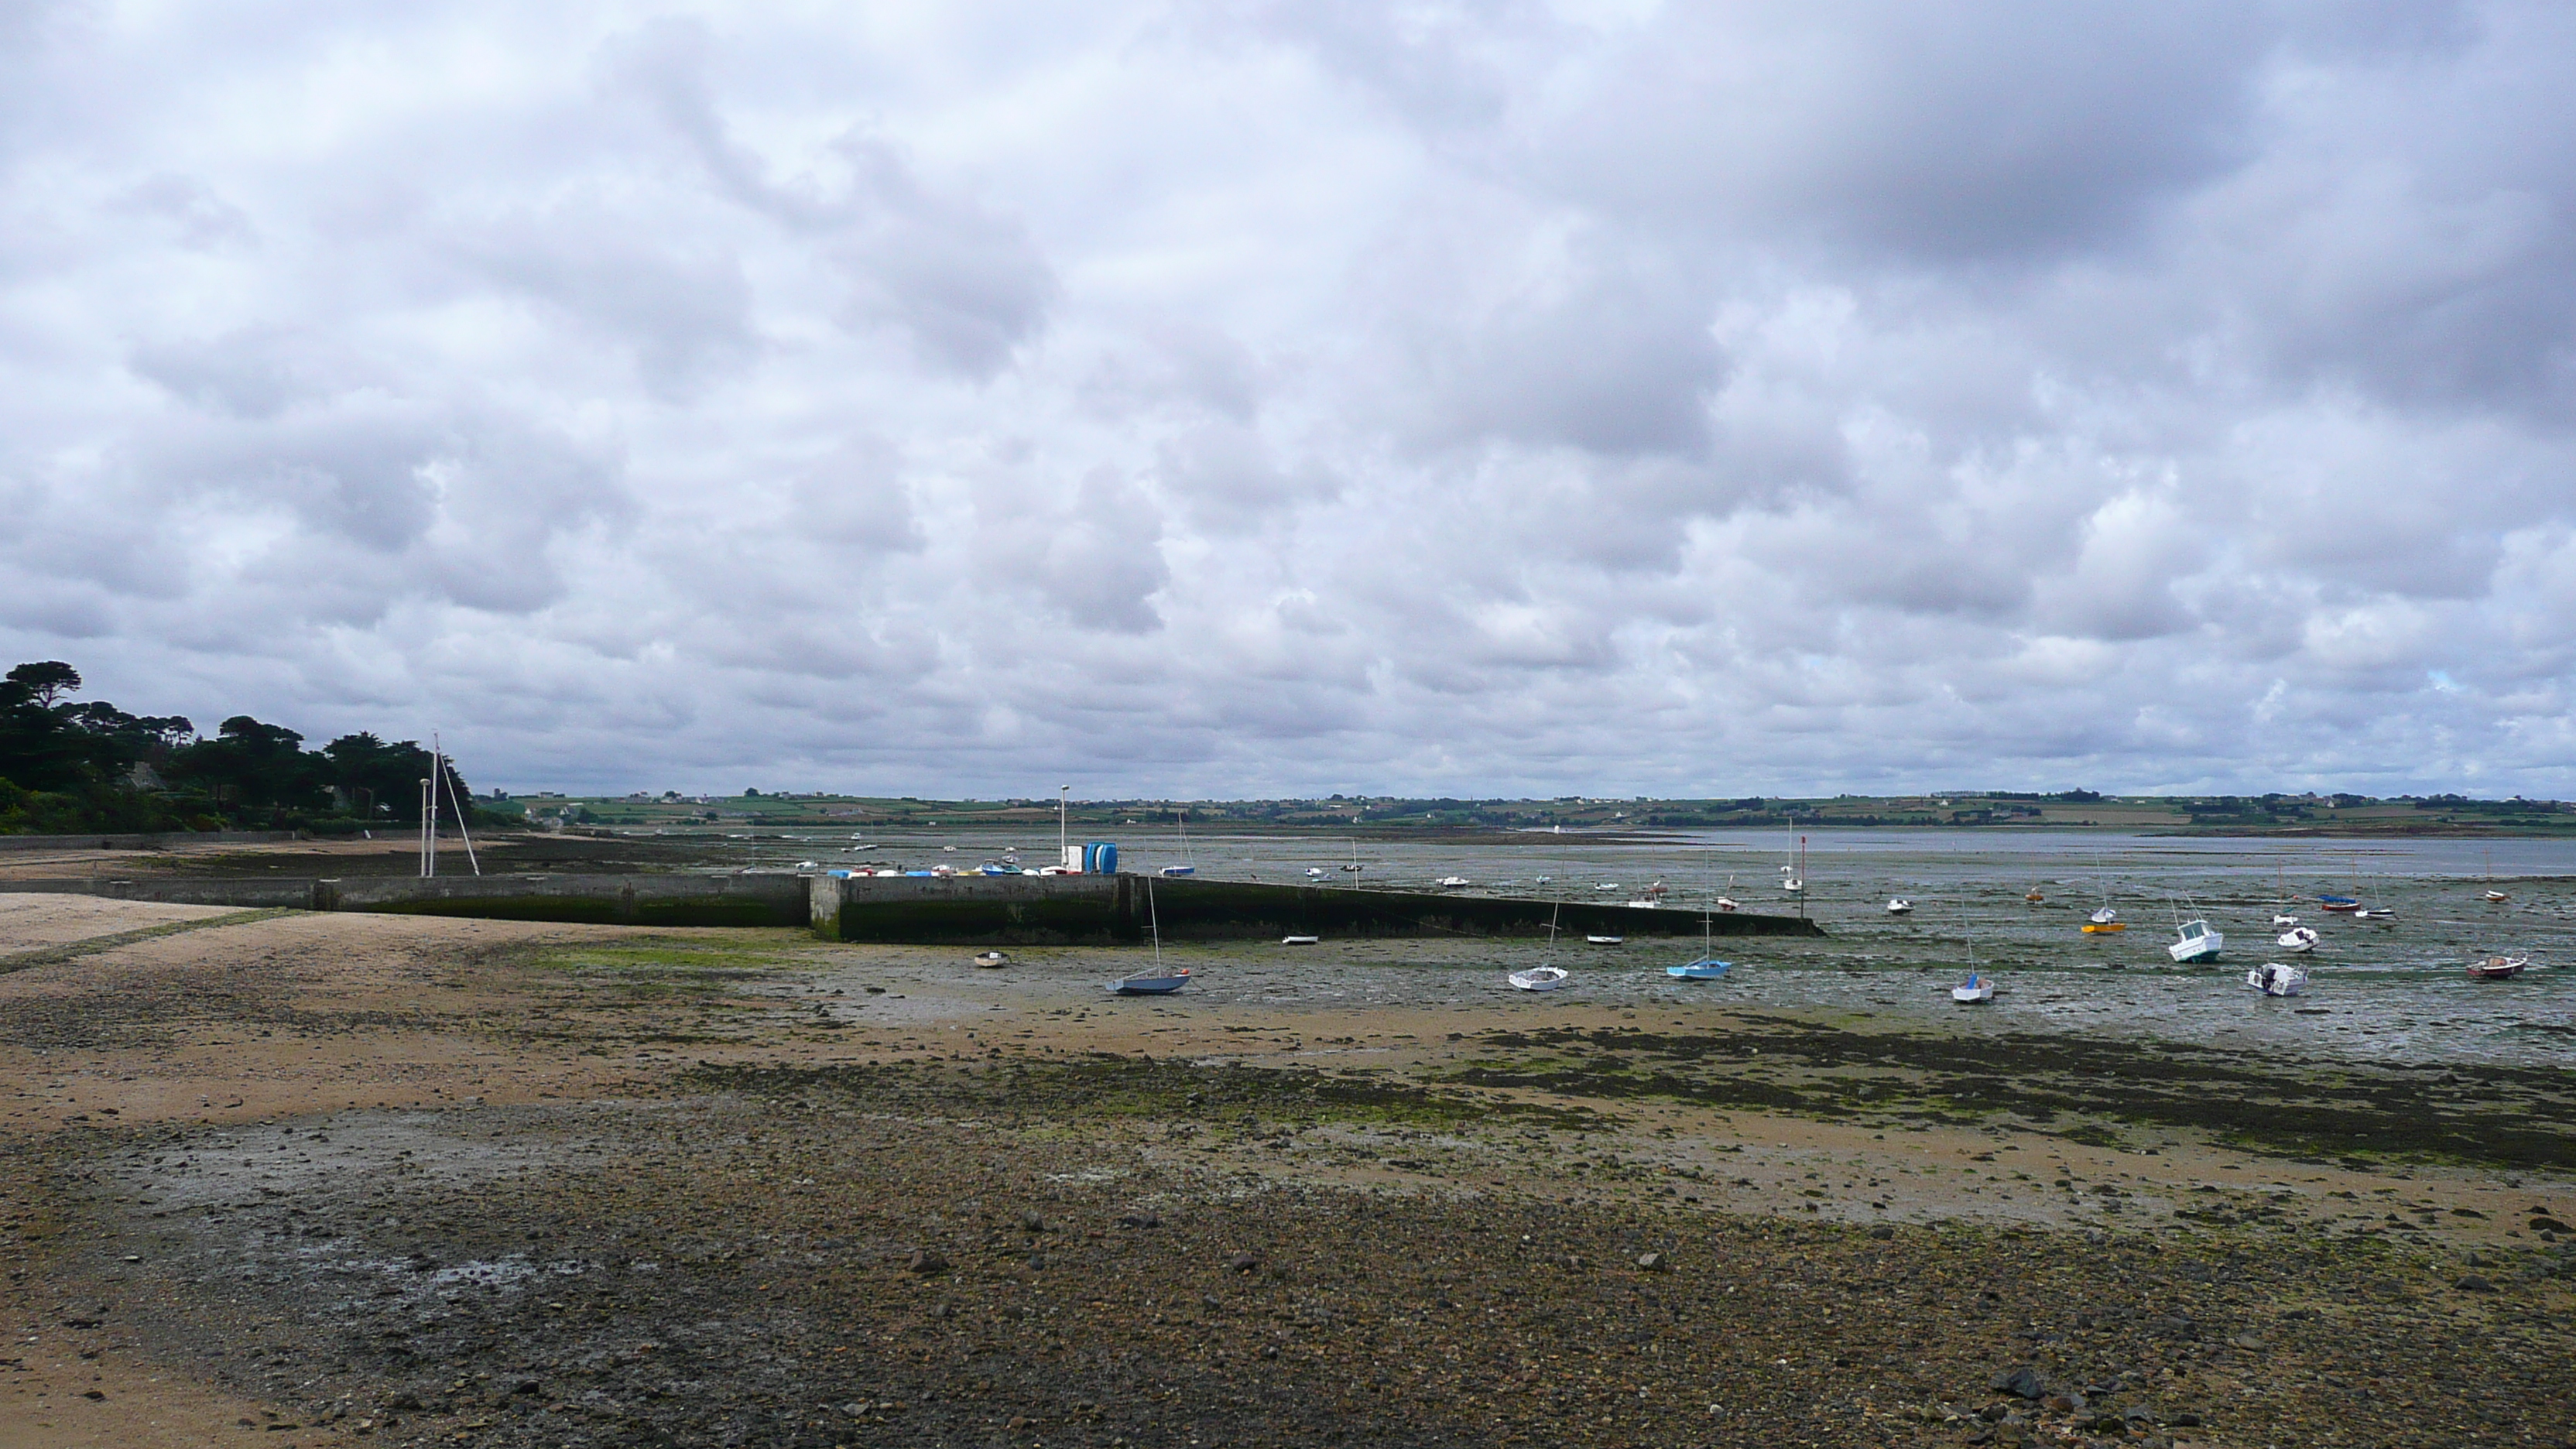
[2,895,2569,1448]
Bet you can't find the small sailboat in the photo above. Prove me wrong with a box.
[2086,858,2126,931]
[1950,908,1992,1000]
[1886,897,1913,915]
[2481,852,2506,903]
[1304,867,1328,880]
[1437,875,1471,890]
[2245,961,2307,997]
[1668,905,1730,980]
[972,950,1010,968]
[1341,838,1363,873]
[2275,925,2318,954]
[1110,877,1188,993]
[2318,895,2361,913]
[2269,864,2298,927]
[1714,873,1740,913]
[1512,903,1568,992]
[2024,886,2045,905]
[2167,900,2224,964]
[2466,955,2532,981]
[1160,807,1196,876]
[1779,817,1803,894]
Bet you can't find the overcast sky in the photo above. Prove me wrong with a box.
[5,2,2573,799]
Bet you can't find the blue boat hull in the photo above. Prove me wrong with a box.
[1667,960,1731,979]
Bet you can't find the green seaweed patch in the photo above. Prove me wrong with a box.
[519,933,821,981]
[683,1056,1608,1132]
[1455,1021,2576,1171]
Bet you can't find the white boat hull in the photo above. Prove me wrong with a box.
[2168,923,2224,964]
[1507,967,1567,992]
[2245,963,2307,997]
[1951,974,1994,1003]
[2276,927,2317,954]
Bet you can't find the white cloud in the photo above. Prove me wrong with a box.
[3,0,2574,797]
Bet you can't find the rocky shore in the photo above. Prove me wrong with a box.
[2,896,2569,1448]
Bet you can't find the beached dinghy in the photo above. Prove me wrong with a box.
[1587,934,1624,945]
[2466,955,2532,981]
[1886,897,1913,915]
[1508,966,1568,992]
[1951,971,1995,1003]
[2275,926,2318,954]
[1279,934,1320,945]
[972,950,1010,968]
[2245,961,2308,997]
[2083,903,2126,935]
[1437,875,1471,890]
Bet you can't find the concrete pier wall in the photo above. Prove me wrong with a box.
[0,873,811,927]
[807,873,1823,945]
[1,871,1825,943]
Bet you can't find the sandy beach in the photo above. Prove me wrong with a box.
[2,891,2568,1448]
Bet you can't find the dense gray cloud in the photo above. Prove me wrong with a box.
[4,1,2574,798]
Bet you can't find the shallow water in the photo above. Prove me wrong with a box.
[755,826,2576,1072]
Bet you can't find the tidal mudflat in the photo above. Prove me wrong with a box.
[2,892,2568,1449]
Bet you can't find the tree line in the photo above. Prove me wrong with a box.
[0,660,498,835]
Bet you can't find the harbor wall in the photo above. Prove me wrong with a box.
[0,873,811,928]
[807,873,1824,945]
[0,872,1827,943]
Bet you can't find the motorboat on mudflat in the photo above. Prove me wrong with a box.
[2245,961,2308,997]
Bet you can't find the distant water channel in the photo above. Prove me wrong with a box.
[717,826,2576,1071]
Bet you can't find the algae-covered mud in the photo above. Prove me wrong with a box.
[2,892,2569,1449]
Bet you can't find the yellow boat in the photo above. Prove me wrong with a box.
[2080,920,2126,933]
